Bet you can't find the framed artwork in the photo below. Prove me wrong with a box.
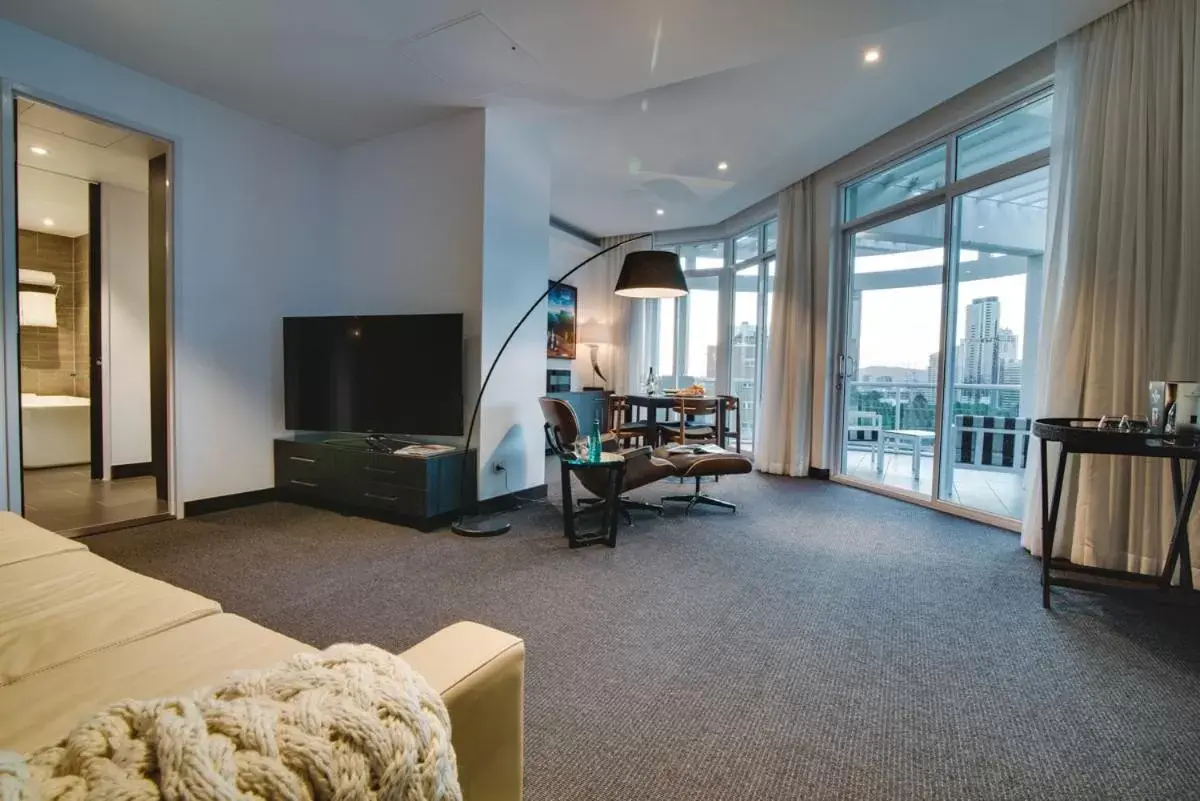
[547,281,578,359]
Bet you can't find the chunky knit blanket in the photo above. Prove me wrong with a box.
[0,644,460,801]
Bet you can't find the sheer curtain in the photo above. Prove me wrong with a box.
[598,234,652,394]
[1021,0,1200,586]
[756,178,815,476]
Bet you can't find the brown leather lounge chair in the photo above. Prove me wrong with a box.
[539,397,677,523]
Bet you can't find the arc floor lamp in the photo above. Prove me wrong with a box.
[452,240,689,537]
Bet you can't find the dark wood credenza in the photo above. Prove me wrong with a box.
[274,435,475,531]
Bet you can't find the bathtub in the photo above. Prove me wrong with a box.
[21,394,90,469]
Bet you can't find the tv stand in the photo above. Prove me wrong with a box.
[274,434,475,531]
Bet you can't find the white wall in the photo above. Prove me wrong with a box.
[333,110,485,440]
[333,108,552,499]
[99,183,151,473]
[548,227,602,390]
[478,109,551,499]
[0,20,336,507]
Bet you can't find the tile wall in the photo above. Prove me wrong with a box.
[18,229,90,397]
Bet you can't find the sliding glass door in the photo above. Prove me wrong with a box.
[835,89,1052,523]
[840,206,946,498]
[937,167,1048,519]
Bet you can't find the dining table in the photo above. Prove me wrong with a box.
[624,394,727,447]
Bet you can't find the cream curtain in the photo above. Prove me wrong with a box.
[1021,0,1200,587]
[598,234,652,395]
[756,177,815,476]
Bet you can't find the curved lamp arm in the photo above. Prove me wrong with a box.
[452,233,650,536]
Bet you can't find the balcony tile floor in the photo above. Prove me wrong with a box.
[842,446,1026,520]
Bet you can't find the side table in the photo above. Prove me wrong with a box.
[1034,417,1198,609]
[559,452,625,548]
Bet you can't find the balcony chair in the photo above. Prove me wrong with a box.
[952,415,1031,472]
[846,411,884,469]
[539,397,677,523]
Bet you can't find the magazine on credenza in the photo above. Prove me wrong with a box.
[394,444,456,458]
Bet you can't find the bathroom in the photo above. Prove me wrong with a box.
[16,98,169,534]
[19,223,92,471]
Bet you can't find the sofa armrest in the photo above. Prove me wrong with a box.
[400,622,525,801]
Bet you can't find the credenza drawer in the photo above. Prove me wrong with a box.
[350,480,426,515]
[344,451,428,489]
[275,440,334,478]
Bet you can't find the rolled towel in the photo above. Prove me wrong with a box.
[17,269,55,287]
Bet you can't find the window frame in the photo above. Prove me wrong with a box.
[646,218,777,445]
[831,84,1053,526]
[837,85,1054,231]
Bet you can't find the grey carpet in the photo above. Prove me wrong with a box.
[85,470,1200,801]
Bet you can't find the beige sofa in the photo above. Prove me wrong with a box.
[0,512,524,800]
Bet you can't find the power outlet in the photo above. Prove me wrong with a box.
[492,461,506,474]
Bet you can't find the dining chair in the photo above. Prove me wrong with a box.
[608,395,650,447]
[658,396,720,446]
[717,395,742,453]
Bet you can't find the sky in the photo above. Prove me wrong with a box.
[856,247,1029,371]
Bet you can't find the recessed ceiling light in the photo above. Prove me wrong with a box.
[977,224,986,230]
[655,208,665,216]
[864,48,881,64]
[717,161,729,171]
[42,218,54,227]
[29,146,48,156]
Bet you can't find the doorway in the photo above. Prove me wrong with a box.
[13,97,171,535]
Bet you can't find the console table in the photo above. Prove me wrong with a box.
[274,435,475,531]
[1034,417,1197,609]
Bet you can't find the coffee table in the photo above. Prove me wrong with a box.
[878,429,936,481]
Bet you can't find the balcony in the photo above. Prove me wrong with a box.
[843,379,1028,520]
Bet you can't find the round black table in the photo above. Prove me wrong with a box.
[558,452,625,549]
[1034,417,1197,609]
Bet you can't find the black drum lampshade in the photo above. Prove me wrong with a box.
[613,250,689,298]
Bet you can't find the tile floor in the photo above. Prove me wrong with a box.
[23,465,170,536]
[842,445,1026,520]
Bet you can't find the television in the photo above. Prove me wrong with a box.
[283,314,463,436]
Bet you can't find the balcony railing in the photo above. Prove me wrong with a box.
[846,380,1021,431]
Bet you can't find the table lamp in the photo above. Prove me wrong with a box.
[579,322,612,390]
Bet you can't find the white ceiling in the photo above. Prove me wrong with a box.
[15,99,166,236]
[0,0,1127,235]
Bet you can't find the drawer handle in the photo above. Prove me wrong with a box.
[289,479,318,488]
[289,456,316,464]
[363,492,398,502]
[364,465,396,475]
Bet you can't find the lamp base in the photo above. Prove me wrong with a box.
[451,517,512,537]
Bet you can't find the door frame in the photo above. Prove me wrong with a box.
[88,182,103,479]
[0,78,178,517]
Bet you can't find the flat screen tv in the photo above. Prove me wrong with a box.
[283,314,463,436]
